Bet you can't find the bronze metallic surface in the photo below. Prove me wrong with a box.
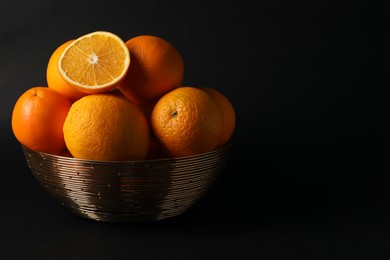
[22,142,231,222]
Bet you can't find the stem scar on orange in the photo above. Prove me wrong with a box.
[151,86,224,157]
[11,87,72,155]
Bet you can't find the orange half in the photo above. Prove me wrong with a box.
[58,31,130,93]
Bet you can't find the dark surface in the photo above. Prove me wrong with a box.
[1,0,389,259]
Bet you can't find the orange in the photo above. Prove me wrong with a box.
[146,136,169,160]
[58,31,130,94]
[134,101,154,122]
[46,40,88,102]
[11,87,72,154]
[202,88,236,146]
[118,35,184,104]
[63,94,150,161]
[151,86,224,157]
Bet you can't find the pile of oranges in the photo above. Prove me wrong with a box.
[11,31,236,161]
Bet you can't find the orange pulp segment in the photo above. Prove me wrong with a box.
[58,31,130,93]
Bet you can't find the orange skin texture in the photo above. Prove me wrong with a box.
[46,40,88,102]
[202,88,236,146]
[11,87,72,154]
[118,35,184,104]
[63,94,150,161]
[151,86,224,157]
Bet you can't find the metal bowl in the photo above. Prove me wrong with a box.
[22,142,231,222]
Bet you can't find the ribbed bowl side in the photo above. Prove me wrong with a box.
[22,142,231,222]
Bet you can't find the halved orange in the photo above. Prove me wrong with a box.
[58,31,130,93]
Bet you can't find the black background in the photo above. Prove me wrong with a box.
[1,0,389,259]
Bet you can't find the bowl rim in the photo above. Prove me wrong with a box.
[21,140,232,165]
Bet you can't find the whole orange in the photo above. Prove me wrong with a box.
[11,87,72,154]
[118,35,184,104]
[202,88,236,146]
[46,40,88,102]
[151,86,224,157]
[63,94,150,161]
